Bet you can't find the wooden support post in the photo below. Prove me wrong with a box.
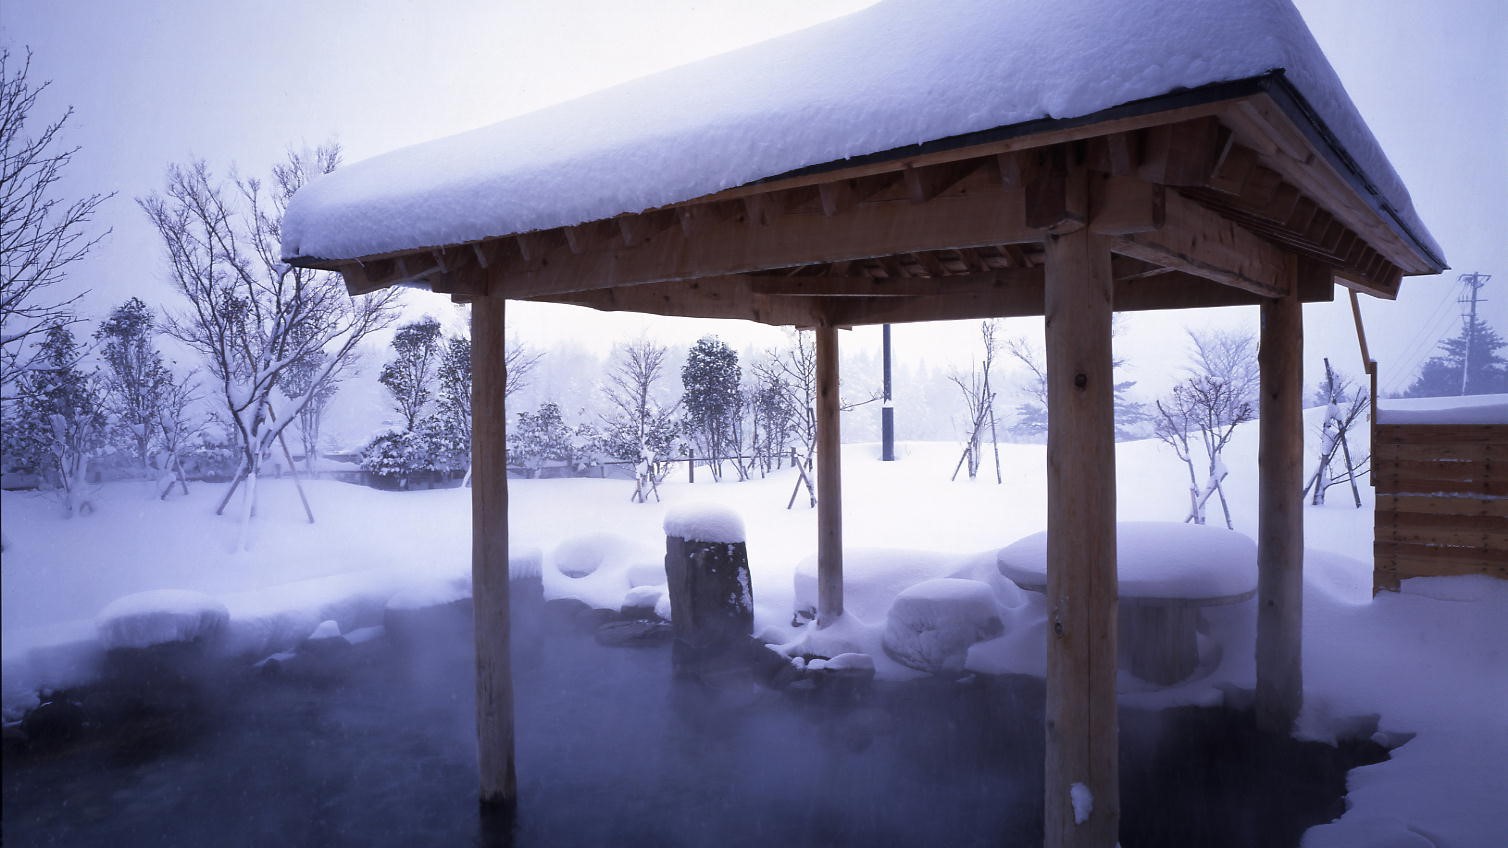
[471,293,517,811]
[1044,223,1119,848]
[815,322,844,626]
[1256,268,1305,735]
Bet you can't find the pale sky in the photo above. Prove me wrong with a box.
[4,0,1505,400]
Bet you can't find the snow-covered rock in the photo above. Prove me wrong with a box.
[882,578,1005,674]
[794,548,966,622]
[555,532,640,578]
[621,585,665,619]
[95,590,229,650]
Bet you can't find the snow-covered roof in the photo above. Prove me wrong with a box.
[280,0,1441,270]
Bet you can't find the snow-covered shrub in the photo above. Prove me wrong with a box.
[96,590,229,650]
[882,578,1004,675]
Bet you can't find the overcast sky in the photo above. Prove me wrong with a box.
[4,0,1504,400]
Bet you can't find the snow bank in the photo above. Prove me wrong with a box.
[997,522,1258,601]
[95,590,229,650]
[882,578,1005,674]
[1374,393,1508,425]
[281,0,1437,267]
[221,570,403,658]
[386,576,470,611]
[663,503,745,544]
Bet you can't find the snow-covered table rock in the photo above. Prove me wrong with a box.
[997,522,1257,684]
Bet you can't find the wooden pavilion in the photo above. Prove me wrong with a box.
[283,2,1445,845]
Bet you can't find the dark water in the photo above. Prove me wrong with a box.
[3,602,1382,848]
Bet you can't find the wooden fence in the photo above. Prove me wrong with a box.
[1372,422,1508,592]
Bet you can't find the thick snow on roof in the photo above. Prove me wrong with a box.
[281,0,1438,265]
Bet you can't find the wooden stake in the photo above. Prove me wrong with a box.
[1256,270,1305,735]
[472,293,517,811]
[1043,221,1119,848]
[815,323,844,626]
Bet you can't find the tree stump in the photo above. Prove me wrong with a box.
[663,505,753,677]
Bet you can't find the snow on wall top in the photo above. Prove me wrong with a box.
[1375,393,1508,425]
[280,0,1439,266]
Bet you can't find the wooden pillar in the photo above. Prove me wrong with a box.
[1043,225,1119,848]
[1256,264,1306,734]
[471,293,517,810]
[815,322,844,625]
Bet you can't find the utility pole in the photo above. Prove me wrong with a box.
[881,324,895,461]
[1457,272,1490,395]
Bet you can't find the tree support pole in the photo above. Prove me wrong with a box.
[472,293,517,812]
[1256,260,1308,735]
[815,321,844,626]
[1043,221,1119,848]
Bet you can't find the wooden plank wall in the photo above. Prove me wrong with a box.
[1373,423,1508,592]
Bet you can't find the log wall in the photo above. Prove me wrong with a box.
[1373,423,1508,592]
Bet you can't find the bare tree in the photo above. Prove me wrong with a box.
[1155,376,1252,529]
[0,49,112,396]
[155,368,201,499]
[1305,358,1370,507]
[950,320,1002,482]
[504,333,541,401]
[602,337,679,501]
[1187,327,1260,412]
[140,145,398,546]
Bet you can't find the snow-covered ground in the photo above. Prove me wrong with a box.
[3,416,1503,846]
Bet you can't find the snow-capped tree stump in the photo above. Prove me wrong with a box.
[663,504,753,676]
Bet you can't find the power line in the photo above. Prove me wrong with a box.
[1383,281,1473,394]
[1457,272,1490,395]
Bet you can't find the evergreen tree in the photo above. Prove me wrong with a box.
[94,297,172,474]
[681,336,741,481]
[511,402,574,474]
[433,334,473,458]
[11,324,107,514]
[1404,317,1508,397]
[379,316,443,431]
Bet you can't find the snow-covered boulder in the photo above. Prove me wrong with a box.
[882,579,1004,674]
[96,590,229,650]
[555,532,638,578]
[621,585,665,620]
[794,548,966,622]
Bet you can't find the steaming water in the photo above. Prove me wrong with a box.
[3,603,1380,847]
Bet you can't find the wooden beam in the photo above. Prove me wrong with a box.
[471,293,516,811]
[815,322,844,626]
[1138,116,1230,186]
[1043,216,1119,844]
[1255,261,1305,735]
[1025,145,1087,234]
[1115,190,1289,298]
[490,180,1038,299]
[1089,175,1165,236]
[540,278,822,327]
[752,267,1041,298]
